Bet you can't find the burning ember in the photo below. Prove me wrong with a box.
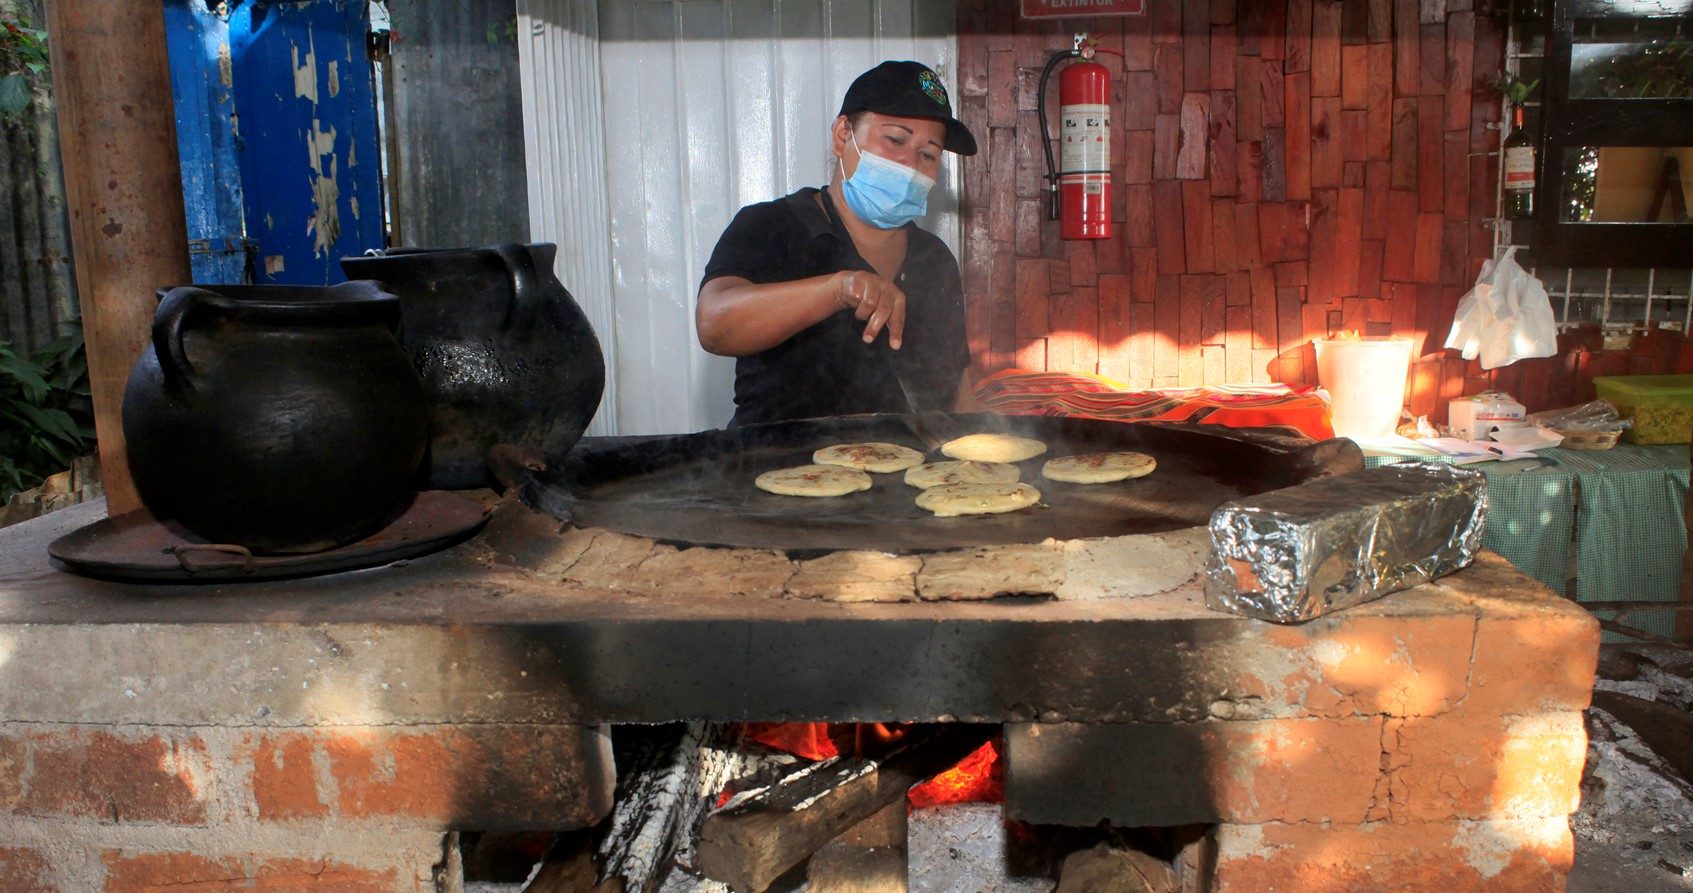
[908,738,1003,808]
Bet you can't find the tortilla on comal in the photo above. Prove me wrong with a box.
[903,460,1021,489]
[915,482,1042,517]
[1041,451,1157,484]
[755,464,874,497]
[939,433,1048,463]
[813,442,926,473]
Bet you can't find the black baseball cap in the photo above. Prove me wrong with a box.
[838,61,978,156]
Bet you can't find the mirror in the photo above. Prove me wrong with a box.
[1559,147,1692,223]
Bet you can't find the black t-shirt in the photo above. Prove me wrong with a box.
[700,186,970,428]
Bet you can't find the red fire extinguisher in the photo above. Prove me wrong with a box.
[1039,35,1117,240]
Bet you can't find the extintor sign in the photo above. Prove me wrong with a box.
[1020,0,1146,18]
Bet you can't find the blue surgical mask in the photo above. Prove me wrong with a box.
[838,133,935,229]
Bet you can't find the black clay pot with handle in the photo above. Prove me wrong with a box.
[122,281,429,554]
[340,243,606,489]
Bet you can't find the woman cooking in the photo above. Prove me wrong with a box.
[696,60,978,428]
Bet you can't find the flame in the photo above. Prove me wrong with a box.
[908,739,1003,808]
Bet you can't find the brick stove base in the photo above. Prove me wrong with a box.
[0,499,1598,892]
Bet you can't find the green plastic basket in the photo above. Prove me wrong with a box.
[1593,374,1693,445]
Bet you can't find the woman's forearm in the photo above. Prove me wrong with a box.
[696,273,846,357]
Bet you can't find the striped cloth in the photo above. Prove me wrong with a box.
[973,369,1335,440]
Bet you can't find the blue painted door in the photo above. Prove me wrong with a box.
[163,0,249,284]
[228,0,384,284]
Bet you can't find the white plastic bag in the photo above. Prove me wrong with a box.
[1444,247,1558,370]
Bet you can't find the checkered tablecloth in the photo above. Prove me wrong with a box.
[1367,443,1689,638]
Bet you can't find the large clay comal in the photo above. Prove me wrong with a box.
[340,243,606,489]
[122,281,429,554]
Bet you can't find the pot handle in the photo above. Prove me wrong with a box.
[152,287,200,390]
[490,243,540,331]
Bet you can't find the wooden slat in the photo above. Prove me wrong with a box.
[1390,97,1418,190]
[1417,94,1444,211]
[1393,0,1420,96]
[1341,43,1370,109]
[1125,70,1158,132]
[1412,212,1443,283]
[1154,112,1181,180]
[1312,0,1344,96]
[1286,0,1313,73]
[1153,180,1187,273]
[1444,11,1474,130]
[1211,24,1238,91]
[1358,238,1385,298]
[1178,93,1211,179]
[1236,200,1263,267]
[1155,41,1185,114]
[1419,22,1446,97]
[1236,56,1264,141]
[1284,72,1312,199]
[1126,183,1156,247]
[1125,129,1155,184]
[1179,275,1206,385]
[1182,180,1217,272]
[1073,285,1100,374]
[1366,42,1394,159]
[1186,0,1214,91]
[1016,258,1049,338]
[1209,92,1238,196]
[1442,130,1469,222]
[1251,266,1280,349]
[1311,96,1343,188]
[1202,343,1227,385]
[1212,198,1240,271]
[1368,0,1392,43]
[1126,303,1157,388]
[988,50,1017,127]
[1130,246,1158,302]
[1154,275,1182,387]
[1382,190,1418,281]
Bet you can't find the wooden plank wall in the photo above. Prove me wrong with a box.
[953,0,1690,420]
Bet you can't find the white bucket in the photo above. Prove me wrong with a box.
[1314,338,1414,439]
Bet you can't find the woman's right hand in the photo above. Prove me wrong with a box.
[834,270,907,350]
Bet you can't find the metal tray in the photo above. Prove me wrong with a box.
[525,413,1359,554]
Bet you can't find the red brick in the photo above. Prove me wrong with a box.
[1248,614,1474,718]
[1467,606,1600,715]
[1381,712,1587,821]
[326,726,610,828]
[0,847,54,893]
[1211,817,1574,892]
[7,730,208,824]
[102,851,401,893]
[248,732,328,820]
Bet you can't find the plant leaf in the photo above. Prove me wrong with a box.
[0,73,30,120]
[13,403,81,445]
[0,353,49,403]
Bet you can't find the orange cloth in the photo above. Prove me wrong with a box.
[973,369,1334,440]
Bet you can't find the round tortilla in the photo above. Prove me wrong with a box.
[755,464,874,497]
[903,460,1021,490]
[1041,451,1157,484]
[915,482,1042,517]
[813,442,926,473]
[940,433,1048,463]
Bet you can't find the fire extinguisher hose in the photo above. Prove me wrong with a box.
[1036,48,1081,221]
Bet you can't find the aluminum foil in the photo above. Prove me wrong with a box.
[1203,462,1487,623]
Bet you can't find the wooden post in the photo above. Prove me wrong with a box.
[42,0,191,515]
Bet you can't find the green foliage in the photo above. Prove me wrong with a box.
[1580,41,1693,99]
[0,15,50,123]
[0,320,95,504]
[1495,73,1540,105]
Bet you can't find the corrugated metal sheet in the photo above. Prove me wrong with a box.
[388,0,530,248]
[0,0,77,356]
[519,0,958,436]
[516,0,622,435]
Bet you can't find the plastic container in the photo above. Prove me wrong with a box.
[1313,337,1414,439]
[1593,375,1693,444]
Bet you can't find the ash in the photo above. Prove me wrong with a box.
[1571,645,1693,892]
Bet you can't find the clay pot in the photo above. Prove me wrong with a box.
[122,281,429,554]
[340,243,605,489]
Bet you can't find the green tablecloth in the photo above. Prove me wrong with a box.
[1367,443,1689,637]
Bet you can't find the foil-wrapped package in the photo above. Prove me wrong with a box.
[1204,462,1487,623]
